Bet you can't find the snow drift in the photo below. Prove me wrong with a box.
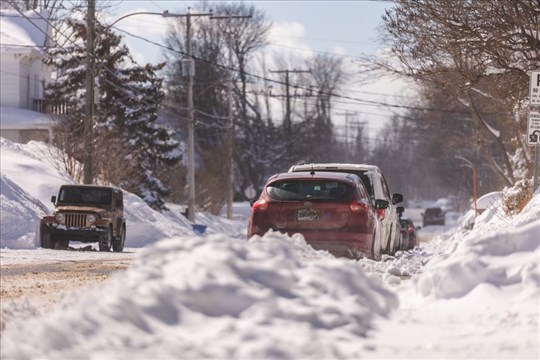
[0,138,194,249]
[1,232,398,359]
[417,189,540,299]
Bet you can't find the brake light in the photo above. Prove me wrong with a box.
[376,208,385,220]
[252,198,268,212]
[349,200,368,213]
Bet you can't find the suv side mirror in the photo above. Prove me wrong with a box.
[375,199,389,210]
[392,193,403,205]
[51,196,56,204]
[396,206,404,214]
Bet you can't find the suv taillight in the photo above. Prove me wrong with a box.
[252,198,268,212]
[376,209,385,220]
[349,200,368,213]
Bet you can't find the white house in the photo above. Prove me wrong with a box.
[0,8,54,143]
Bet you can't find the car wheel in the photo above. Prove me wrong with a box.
[56,239,69,249]
[112,225,125,253]
[99,227,113,252]
[40,222,56,249]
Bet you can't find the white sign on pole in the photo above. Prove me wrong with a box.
[531,71,540,106]
[528,111,540,145]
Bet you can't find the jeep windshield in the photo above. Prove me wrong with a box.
[58,187,112,205]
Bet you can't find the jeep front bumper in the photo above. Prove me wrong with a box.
[48,226,108,243]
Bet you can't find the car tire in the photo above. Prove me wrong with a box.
[40,222,55,249]
[56,239,69,249]
[112,225,125,253]
[99,227,113,252]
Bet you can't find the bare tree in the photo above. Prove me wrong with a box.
[375,0,540,186]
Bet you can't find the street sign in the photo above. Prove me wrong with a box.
[528,111,540,145]
[531,71,540,106]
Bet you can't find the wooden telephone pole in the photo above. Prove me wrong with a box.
[164,9,212,222]
[83,0,95,184]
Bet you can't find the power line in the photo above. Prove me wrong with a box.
[113,25,485,115]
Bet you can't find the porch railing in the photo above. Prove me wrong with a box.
[33,99,69,114]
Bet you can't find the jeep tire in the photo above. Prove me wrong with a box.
[40,222,55,249]
[112,224,125,253]
[99,227,113,252]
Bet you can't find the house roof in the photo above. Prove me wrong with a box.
[0,107,53,130]
[0,9,50,55]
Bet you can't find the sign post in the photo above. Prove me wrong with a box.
[530,71,540,192]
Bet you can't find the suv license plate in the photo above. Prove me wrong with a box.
[297,208,320,221]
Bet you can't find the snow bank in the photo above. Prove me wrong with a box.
[0,175,47,248]
[417,191,540,299]
[0,138,194,248]
[1,231,398,359]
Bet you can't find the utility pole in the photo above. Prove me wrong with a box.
[164,9,212,223]
[269,69,311,131]
[269,69,311,153]
[336,111,358,160]
[210,14,251,220]
[83,0,95,184]
[336,111,358,151]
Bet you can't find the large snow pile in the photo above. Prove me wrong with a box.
[0,138,193,249]
[364,188,540,358]
[417,189,540,299]
[1,231,397,359]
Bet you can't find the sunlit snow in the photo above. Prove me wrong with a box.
[1,138,538,358]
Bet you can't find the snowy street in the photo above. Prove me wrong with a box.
[1,1,539,357]
[1,138,539,359]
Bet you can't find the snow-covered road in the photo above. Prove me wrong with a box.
[1,139,539,359]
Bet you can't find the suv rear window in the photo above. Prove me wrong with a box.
[425,208,442,216]
[267,180,351,201]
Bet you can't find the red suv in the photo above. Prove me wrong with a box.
[247,171,388,260]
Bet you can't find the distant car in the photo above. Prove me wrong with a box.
[399,218,420,249]
[398,222,409,251]
[247,171,388,260]
[40,185,126,252]
[421,207,445,227]
[288,163,403,256]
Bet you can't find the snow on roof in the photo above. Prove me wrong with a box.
[0,9,50,55]
[0,107,53,130]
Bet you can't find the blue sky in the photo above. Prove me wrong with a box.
[109,1,411,138]
[112,0,391,62]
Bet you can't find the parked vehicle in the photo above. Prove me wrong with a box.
[398,222,409,251]
[288,163,403,256]
[40,185,126,252]
[421,207,445,227]
[247,171,388,260]
[396,206,408,251]
[399,218,420,249]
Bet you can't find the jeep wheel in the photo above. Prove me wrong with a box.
[99,227,113,252]
[40,222,56,249]
[112,225,125,253]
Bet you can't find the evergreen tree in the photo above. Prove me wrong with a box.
[44,15,181,210]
